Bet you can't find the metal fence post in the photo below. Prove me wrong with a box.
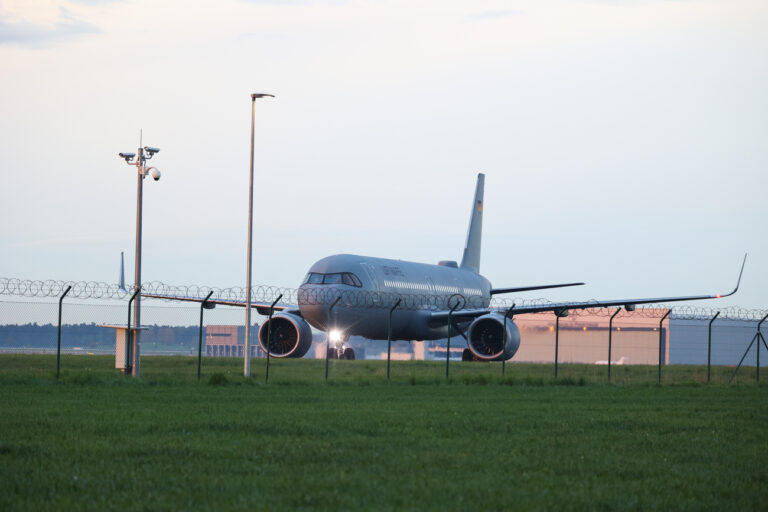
[126,289,140,374]
[760,322,768,380]
[728,313,768,384]
[658,309,671,384]
[56,285,72,378]
[325,296,341,381]
[555,314,560,378]
[755,313,768,383]
[502,305,516,377]
[553,309,568,378]
[446,302,459,379]
[265,293,283,383]
[707,311,720,384]
[387,299,402,381]
[197,291,214,381]
[608,308,621,382]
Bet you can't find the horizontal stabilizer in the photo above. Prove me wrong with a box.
[491,282,585,295]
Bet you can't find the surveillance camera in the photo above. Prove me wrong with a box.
[144,146,160,155]
[150,168,161,181]
[119,152,136,161]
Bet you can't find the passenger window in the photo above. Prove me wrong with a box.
[323,273,343,284]
[307,273,324,284]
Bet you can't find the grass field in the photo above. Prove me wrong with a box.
[1,355,767,511]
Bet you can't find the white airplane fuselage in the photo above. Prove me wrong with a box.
[298,254,492,341]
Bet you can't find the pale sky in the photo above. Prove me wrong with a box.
[0,0,766,310]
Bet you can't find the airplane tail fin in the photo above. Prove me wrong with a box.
[118,252,127,292]
[460,173,484,274]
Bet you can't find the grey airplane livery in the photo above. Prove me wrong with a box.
[149,173,745,361]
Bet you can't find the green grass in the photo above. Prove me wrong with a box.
[2,353,764,386]
[1,355,767,511]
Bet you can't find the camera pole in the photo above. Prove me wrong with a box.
[118,132,161,378]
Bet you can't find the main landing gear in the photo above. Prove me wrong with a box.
[462,348,484,362]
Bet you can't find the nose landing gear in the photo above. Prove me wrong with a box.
[326,328,355,360]
[327,344,356,360]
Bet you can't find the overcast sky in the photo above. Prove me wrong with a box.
[0,0,766,310]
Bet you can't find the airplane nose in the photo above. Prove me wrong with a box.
[298,284,333,330]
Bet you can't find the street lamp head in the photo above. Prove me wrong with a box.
[251,93,275,100]
[119,152,136,163]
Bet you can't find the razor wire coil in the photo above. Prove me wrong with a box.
[1,277,764,321]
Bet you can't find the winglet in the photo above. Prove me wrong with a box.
[718,253,746,298]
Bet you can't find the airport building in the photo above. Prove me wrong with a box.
[205,324,262,357]
[668,317,762,366]
[327,311,668,364]
[423,310,763,366]
[510,311,664,364]
[203,312,763,367]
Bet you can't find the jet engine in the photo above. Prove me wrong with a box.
[466,314,521,361]
[258,313,313,358]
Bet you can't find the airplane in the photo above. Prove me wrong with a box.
[145,173,745,362]
[595,356,626,366]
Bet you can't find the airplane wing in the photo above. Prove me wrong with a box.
[430,255,746,324]
[142,293,295,316]
[491,282,584,295]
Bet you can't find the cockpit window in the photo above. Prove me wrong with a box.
[323,273,344,285]
[305,273,324,284]
[343,273,362,287]
[304,272,362,287]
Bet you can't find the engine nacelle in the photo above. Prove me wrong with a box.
[467,313,521,361]
[258,313,313,358]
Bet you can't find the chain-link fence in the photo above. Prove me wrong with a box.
[1,295,766,384]
[0,299,256,355]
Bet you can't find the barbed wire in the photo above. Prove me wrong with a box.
[145,281,299,305]
[490,297,767,321]
[1,277,765,321]
[0,278,299,304]
[0,278,129,300]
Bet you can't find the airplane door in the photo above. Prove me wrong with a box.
[360,263,381,306]
[360,263,379,291]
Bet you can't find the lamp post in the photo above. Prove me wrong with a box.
[118,140,162,378]
[244,93,275,377]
